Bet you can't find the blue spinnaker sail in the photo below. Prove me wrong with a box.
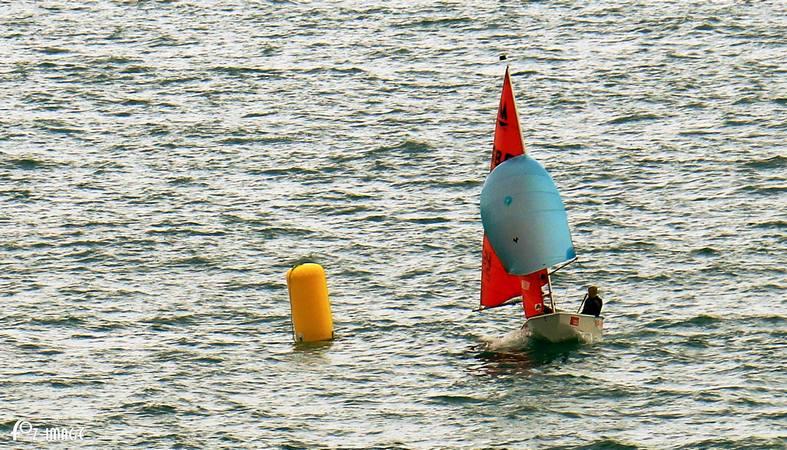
[480,155,576,276]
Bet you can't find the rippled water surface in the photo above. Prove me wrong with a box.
[1,1,785,448]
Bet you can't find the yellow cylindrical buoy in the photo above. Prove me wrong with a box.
[286,263,334,343]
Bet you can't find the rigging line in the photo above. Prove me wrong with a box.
[549,256,578,276]
[546,272,556,310]
[577,293,588,314]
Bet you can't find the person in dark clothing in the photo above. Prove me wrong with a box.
[581,286,603,317]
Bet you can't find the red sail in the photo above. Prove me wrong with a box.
[481,67,525,307]
[520,270,549,318]
[480,67,550,313]
[489,67,525,169]
[481,236,521,308]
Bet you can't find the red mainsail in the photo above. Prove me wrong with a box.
[480,67,549,316]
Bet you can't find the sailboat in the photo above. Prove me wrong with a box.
[478,67,603,344]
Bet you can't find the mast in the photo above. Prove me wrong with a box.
[546,273,557,311]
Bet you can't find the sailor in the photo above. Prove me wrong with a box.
[581,286,603,317]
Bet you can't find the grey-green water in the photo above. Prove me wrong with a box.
[1,1,785,448]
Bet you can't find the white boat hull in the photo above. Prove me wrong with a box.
[524,311,603,343]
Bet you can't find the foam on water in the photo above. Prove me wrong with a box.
[480,326,532,353]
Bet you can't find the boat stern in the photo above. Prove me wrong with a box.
[526,312,603,343]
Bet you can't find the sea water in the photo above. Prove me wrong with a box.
[1,1,785,448]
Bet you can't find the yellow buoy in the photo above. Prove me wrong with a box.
[286,263,334,342]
